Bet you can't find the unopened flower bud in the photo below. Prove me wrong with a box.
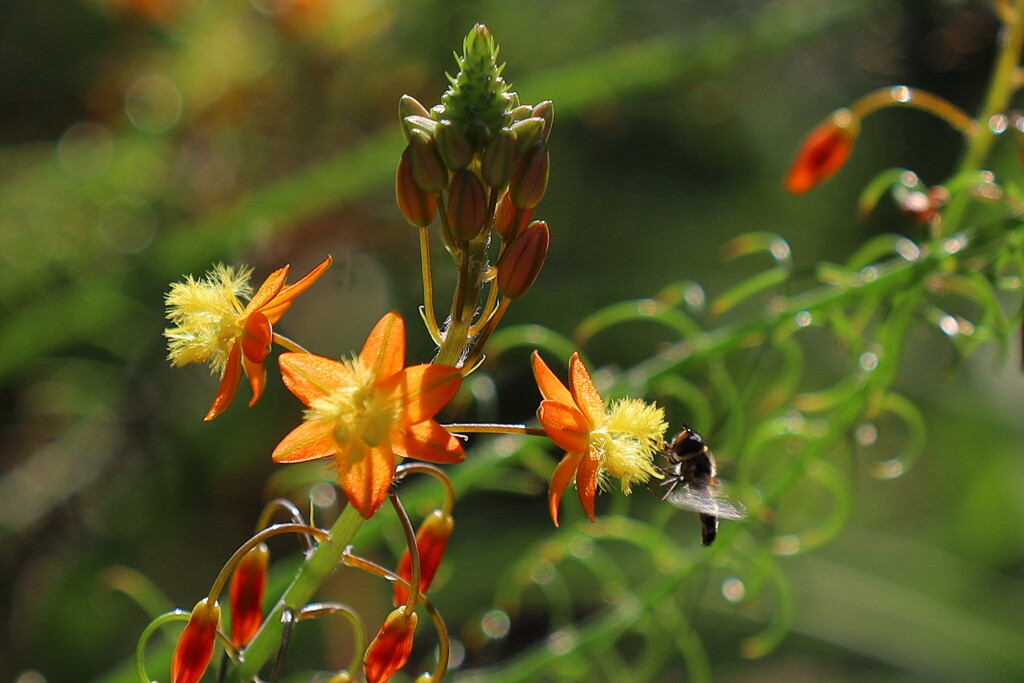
[408,129,448,194]
[400,95,431,121]
[509,104,533,121]
[509,117,546,154]
[171,598,221,683]
[532,100,554,140]
[509,142,549,209]
[434,120,474,171]
[397,148,437,227]
[240,311,272,365]
[393,510,454,607]
[401,115,438,143]
[228,543,269,649]
[363,606,418,683]
[494,192,533,241]
[498,220,549,298]
[414,674,434,683]
[481,129,518,190]
[784,108,860,195]
[446,170,488,242]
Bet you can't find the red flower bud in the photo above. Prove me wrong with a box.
[784,109,859,195]
[508,141,549,209]
[408,129,449,194]
[435,120,474,171]
[171,598,221,683]
[397,148,438,227]
[498,220,549,299]
[393,510,454,607]
[494,192,532,241]
[228,542,269,648]
[363,607,418,683]
[446,170,488,242]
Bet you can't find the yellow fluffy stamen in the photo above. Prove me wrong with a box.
[307,358,400,452]
[164,264,253,373]
[589,398,667,494]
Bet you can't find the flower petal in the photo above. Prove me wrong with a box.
[568,352,605,428]
[260,256,332,324]
[548,452,583,527]
[382,364,462,424]
[243,265,289,316]
[537,400,590,454]
[279,353,353,406]
[360,312,406,382]
[243,354,267,407]
[204,342,243,421]
[530,351,574,405]
[272,420,338,463]
[392,420,465,463]
[342,441,395,519]
[575,448,599,523]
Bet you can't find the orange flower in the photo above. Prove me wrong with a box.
[532,351,666,526]
[272,313,464,518]
[784,109,860,195]
[164,257,331,421]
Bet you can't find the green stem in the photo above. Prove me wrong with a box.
[942,0,1024,233]
[224,505,365,682]
[441,422,548,437]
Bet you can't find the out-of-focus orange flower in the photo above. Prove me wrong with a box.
[363,606,418,683]
[272,313,464,519]
[164,257,331,421]
[784,109,860,195]
[532,351,666,526]
[228,543,270,649]
[392,509,454,607]
[171,598,221,683]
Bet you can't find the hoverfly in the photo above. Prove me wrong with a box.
[659,423,746,546]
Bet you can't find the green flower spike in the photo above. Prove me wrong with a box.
[438,24,516,151]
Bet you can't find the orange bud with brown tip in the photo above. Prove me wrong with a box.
[392,509,454,607]
[435,120,474,171]
[784,109,860,195]
[408,129,449,194]
[397,148,437,227]
[446,170,488,242]
[494,192,533,241]
[171,598,221,683]
[228,543,269,649]
[498,220,549,298]
[509,141,549,209]
[363,607,418,683]
[481,129,518,190]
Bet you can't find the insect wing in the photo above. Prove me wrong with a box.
[665,485,747,520]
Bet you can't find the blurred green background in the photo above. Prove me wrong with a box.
[1,0,1022,681]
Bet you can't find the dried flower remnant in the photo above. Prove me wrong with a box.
[164,257,331,420]
[532,351,667,526]
[272,312,464,518]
